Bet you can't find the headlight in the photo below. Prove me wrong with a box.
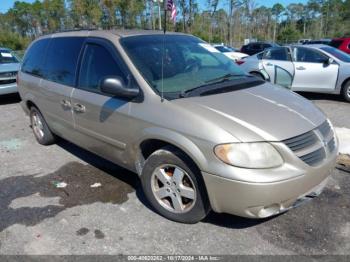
[214,143,283,169]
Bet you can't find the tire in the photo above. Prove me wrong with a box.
[250,72,265,81]
[141,146,210,223]
[342,81,350,102]
[29,106,56,145]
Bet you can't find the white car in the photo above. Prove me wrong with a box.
[213,44,248,62]
[239,45,350,102]
[0,47,20,95]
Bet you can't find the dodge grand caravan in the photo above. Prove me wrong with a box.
[18,30,338,223]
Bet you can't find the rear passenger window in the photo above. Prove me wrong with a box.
[264,47,290,61]
[22,39,50,77]
[44,37,84,86]
[78,44,126,93]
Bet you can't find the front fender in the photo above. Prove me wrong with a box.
[135,126,209,175]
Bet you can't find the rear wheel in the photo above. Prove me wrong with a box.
[30,107,56,145]
[141,146,210,223]
[342,81,350,102]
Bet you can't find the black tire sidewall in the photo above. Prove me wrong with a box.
[30,107,55,145]
[343,82,350,102]
[141,147,210,223]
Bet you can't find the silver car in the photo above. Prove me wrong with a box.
[18,31,338,223]
[0,47,20,95]
[239,45,350,102]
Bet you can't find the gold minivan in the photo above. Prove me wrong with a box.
[18,30,338,223]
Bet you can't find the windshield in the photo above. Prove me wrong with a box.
[320,46,350,62]
[121,35,247,97]
[0,50,19,64]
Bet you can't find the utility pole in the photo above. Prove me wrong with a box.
[158,0,163,30]
[153,0,163,30]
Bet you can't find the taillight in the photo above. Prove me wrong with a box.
[236,60,245,65]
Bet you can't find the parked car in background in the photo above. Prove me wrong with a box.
[330,37,350,54]
[240,42,279,56]
[0,47,20,95]
[304,39,331,45]
[213,44,248,61]
[298,39,312,45]
[239,45,350,102]
[18,31,337,223]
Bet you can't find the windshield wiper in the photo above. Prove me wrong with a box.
[179,73,251,98]
[205,73,249,84]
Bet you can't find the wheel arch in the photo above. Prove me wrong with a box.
[135,128,208,177]
[341,77,350,90]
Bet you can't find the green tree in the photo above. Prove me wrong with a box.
[271,3,284,42]
[69,0,102,28]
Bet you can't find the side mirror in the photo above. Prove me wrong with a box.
[100,77,139,99]
[325,57,334,65]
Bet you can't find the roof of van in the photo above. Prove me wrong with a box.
[41,29,187,39]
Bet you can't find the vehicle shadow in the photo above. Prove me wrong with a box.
[0,93,21,105]
[56,138,153,209]
[202,211,273,229]
[56,138,274,228]
[297,91,344,102]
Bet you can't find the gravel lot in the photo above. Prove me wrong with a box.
[0,92,349,255]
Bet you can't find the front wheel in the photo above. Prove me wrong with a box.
[141,146,210,223]
[342,81,350,102]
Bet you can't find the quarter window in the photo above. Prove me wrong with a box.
[78,43,126,92]
[22,39,50,77]
[44,37,84,86]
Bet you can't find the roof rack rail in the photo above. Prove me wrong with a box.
[52,28,99,34]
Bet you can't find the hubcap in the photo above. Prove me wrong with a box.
[151,165,196,214]
[32,112,44,139]
[347,86,350,97]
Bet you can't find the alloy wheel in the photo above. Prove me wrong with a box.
[151,165,196,214]
[32,112,44,139]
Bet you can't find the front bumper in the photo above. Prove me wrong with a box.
[202,149,337,218]
[0,82,17,95]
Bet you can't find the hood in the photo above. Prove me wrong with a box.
[0,63,20,73]
[174,83,326,142]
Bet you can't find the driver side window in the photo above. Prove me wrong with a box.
[294,47,328,63]
[79,43,127,93]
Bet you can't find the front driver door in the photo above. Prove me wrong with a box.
[291,47,339,91]
[71,38,136,166]
[262,47,294,88]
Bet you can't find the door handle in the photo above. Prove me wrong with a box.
[266,63,274,66]
[296,66,306,70]
[73,103,86,113]
[61,99,71,108]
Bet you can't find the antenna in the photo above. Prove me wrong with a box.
[161,0,167,102]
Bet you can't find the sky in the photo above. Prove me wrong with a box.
[0,0,308,13]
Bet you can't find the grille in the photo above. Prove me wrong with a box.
[0,71,17,78]
[283,120,335,167]
[283,131,318,152]
[300,148,326,166]
[318,120,331,137]
[0,79,16,85]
